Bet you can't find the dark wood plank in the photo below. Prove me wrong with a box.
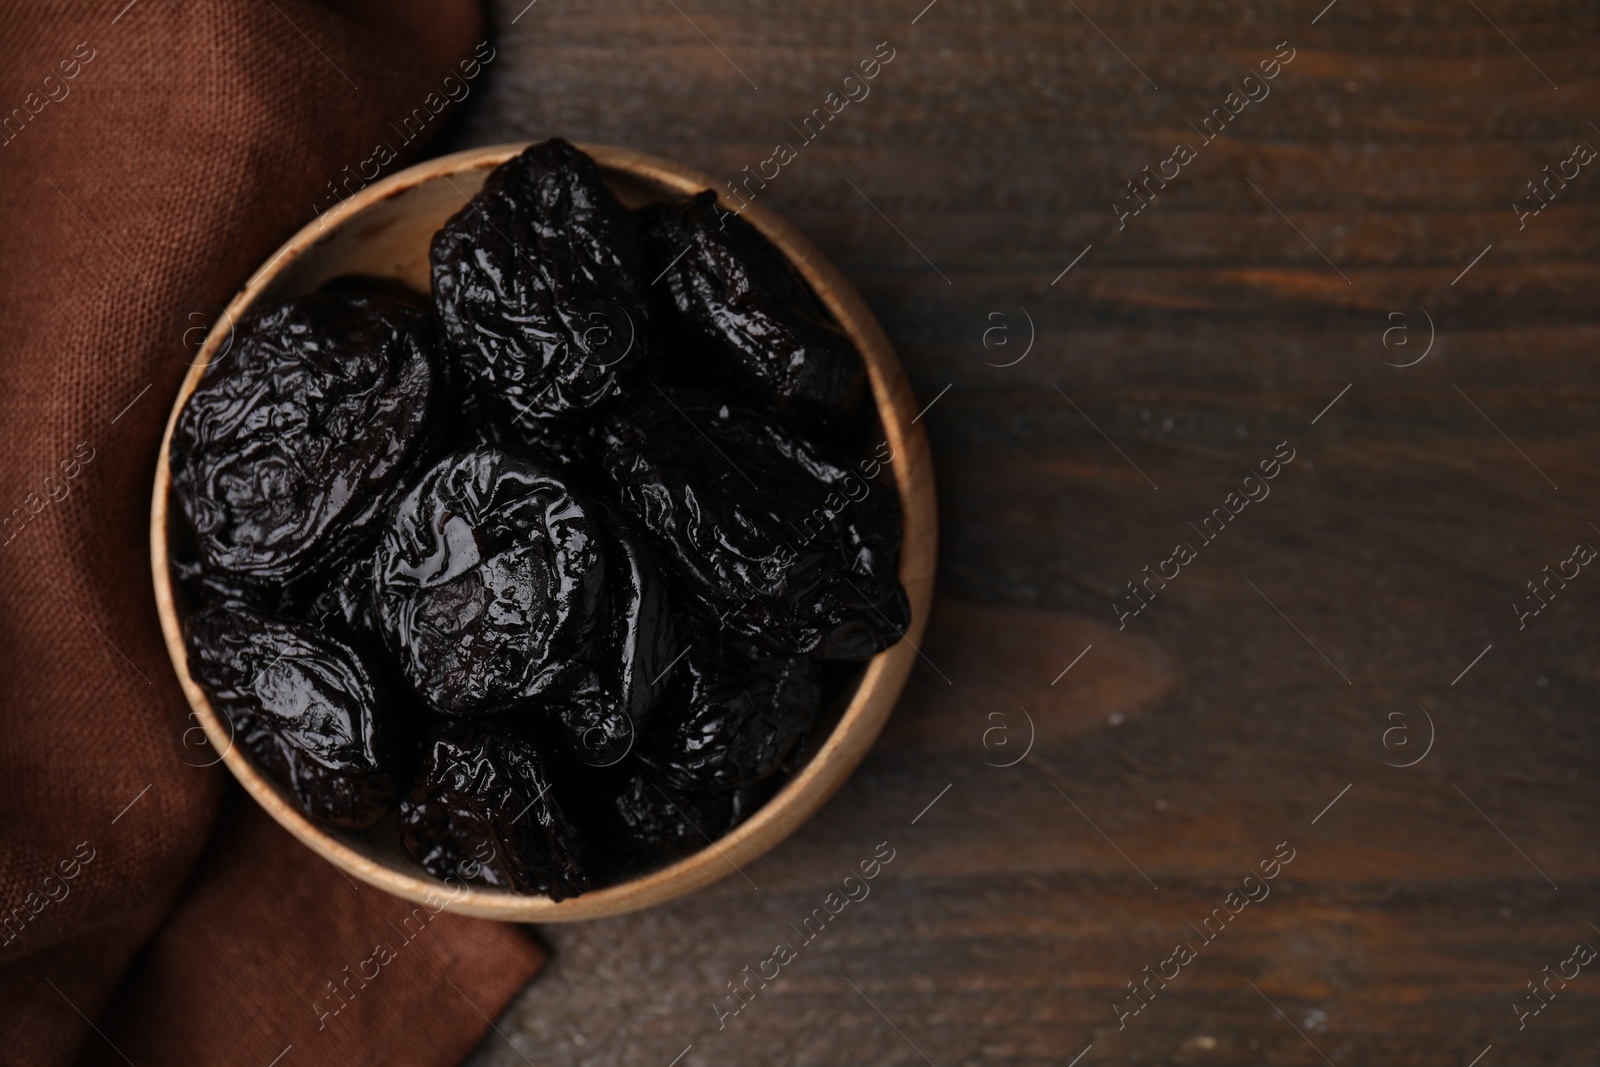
[450,1,1600,1063]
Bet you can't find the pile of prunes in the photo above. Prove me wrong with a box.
[171,139,909,900]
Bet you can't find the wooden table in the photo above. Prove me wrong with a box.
[451,2,1600,1063]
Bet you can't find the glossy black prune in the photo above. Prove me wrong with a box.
[399,718,589,899]
[640,191,864,426]
[170,281,443,587]
[594,767,779,871]
[370,445,609,717]
[469,402,599,475]
[606,766,735,865]
[305,553,383,639]
[640,616,819,790]
[545,506,678,765]
[185,603,410,828]
[431,138,645,424]
[172,554,289,615]
[601,388,909,659]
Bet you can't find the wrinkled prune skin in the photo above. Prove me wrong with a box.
[509,753,780,879]
[371,446,609,717]
[432,138,645,422]
[641,191,864,426]
[546,507,678,765]
[640,616,819,790]
[594,767,777,870]
[185,603,409,828]
[305,553,383,639]
[399,718,589,899]
[607,766,735,865]
[601,389,909,659]
[485,407,599,473]
[170,282,443,588]
[172,555,290,615]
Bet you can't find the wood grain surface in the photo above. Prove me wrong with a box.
[444,2,1600,1064]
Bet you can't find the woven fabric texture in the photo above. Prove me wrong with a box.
[0,3,544,1063]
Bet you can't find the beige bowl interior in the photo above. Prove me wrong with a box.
[151,143,936,921]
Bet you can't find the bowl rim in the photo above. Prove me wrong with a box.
[150,141,937,921]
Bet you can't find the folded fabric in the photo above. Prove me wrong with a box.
[0,2,544,1063]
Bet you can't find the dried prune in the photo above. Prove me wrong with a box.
[545,507,678,765]
[641,191,863,426]
[185,603,411,828]
[595,766,779,869]
[305,553,383,639]
[606,766,736,865]
[399,718,589,899]
[550,758,780,878]
[432,138,645,424]
[601,388,909,659]
[170,281,443,587]
[371,445,609,717]
[471,403,599,474]
[640,615,819,790]
[172,555,287,615]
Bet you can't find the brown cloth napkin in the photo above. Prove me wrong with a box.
[0,2,545,1064]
